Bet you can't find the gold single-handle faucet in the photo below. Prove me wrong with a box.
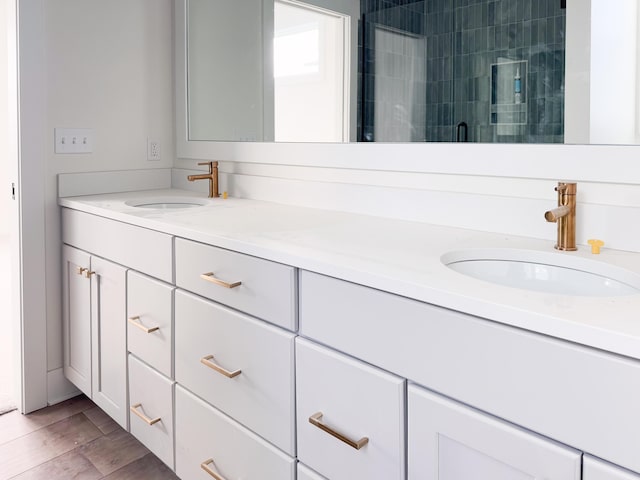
[544,182,577,251]
[187,161,220,198]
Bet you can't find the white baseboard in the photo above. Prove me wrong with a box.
[47,368,80,405]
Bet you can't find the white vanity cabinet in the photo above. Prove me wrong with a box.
[296,337,405,480]
[60,202,640,480]
[584,456,640,480]
[62,244,128,427]
[62,207,174,430]
[299,270,640,476]
[408,385,582,480]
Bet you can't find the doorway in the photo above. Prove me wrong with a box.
[0,0,19,416]
[274,0,350,142]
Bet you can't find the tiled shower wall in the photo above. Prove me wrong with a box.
[360,0,566,143]
[360,0,427,141]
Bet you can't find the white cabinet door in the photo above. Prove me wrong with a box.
[62,245,92,397]
[584,456,640,480]
[90,256,127,429]
[408,385,582,480]
[62,247,128,429]
[296,338,405,480]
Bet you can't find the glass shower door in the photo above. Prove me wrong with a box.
[361,5,429,142]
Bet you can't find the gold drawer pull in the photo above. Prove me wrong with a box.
[309,412,369,450]
[200,355,241,378]
[201,459,226,480]
[128,316,160,334]
[200,272,242,289]
[130,403,161,426]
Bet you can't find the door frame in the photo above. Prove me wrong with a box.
[10,0,49,413]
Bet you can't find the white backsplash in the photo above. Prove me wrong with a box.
[172,162,640,254]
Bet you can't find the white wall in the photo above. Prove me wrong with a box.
[40,0,174,386]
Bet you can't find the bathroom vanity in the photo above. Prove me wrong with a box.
[60,189,640,480]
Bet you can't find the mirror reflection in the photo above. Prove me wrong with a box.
[184,0,639,145]
[274,1,349,142]
[361,0,565,143]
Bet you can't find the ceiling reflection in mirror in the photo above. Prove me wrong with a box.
[184,1,635,144]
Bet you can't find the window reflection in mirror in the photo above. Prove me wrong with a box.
[274,1,349,142]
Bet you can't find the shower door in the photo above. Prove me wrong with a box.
[361,6,428,142]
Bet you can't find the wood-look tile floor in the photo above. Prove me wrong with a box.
[0,395,179,480]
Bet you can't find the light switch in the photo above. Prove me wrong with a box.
[55,128,93,154]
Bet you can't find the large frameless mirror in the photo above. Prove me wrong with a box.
[179,0,640,145]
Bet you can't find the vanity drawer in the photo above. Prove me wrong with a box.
[62,208,173,282]
[296,337,405,480]
[174,290,296,455]
[128,355,174,469]
[299,270,640,474]
[175,385,295,480]
[127,271,174,378]
[174,238,296,330]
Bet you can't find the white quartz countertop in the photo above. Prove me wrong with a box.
[60,189,640,360]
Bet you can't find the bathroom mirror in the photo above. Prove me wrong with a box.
[177,0,640,145]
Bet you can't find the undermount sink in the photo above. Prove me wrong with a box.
[124,197,210,209]
[442,249,640,297]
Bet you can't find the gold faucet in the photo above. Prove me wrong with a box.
[544,182,577,251]
[187,161,219,198]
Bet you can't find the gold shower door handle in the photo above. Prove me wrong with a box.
[201,459,227,480]
[308,412,369,450]
[128,316,160,334]
[200,272,242,289]
[200,355,242,378]
[130,403,161,426]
